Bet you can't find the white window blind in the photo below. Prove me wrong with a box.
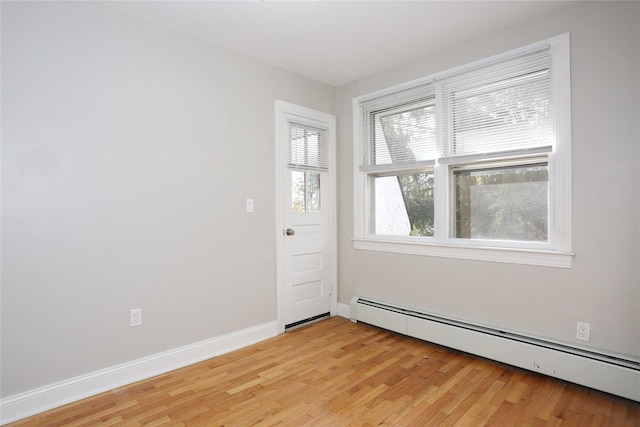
[289,123,328,171]
[360,85,436,172]
[440,49,553,163]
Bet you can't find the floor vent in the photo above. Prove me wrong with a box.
[351,296,640,402]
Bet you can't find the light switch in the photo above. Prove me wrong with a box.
[246,198,254,213]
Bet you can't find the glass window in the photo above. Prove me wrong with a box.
[292,171,320,213]
[372,172,434,236]
[353,34,572,267]
[453,163,548,241]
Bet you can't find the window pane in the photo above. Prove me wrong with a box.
[450,71,552,156]
[292,171,320,213]
[454,164,548,241]
[441,50,553,160]
[292,171,305,212]
[290,124,327,170]
[373,102,436,166]
[306,172,320,212]
[372,172,434,236]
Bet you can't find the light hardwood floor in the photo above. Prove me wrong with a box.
[8,317,640,426]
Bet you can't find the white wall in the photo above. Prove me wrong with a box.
[337,1,640,358]
[0,1,335,398]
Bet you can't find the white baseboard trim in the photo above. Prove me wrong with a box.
[0,321,279,425]
[337,302,351,319]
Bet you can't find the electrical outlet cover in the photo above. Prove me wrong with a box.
[576,321,590,342]
[130,308,142,327]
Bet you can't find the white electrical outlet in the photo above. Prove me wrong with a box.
[246,198,254,213]
[130,308,142,327]
[576,321,590,342]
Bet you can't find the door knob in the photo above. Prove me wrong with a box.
[285,228,295,236]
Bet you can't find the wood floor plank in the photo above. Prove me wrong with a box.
[7,317,639,426]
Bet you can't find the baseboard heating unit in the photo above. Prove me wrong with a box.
[350,296,640,402]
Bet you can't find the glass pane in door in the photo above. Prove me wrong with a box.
[292,170,321,212]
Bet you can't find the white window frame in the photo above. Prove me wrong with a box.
[353,34,573,268]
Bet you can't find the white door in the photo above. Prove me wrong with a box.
[275,101,336,331]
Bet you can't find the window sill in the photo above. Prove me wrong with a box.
[352,238,573,268]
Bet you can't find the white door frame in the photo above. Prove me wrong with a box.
[275,100,337,333]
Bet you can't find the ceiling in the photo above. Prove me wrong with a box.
[103,1,575,87]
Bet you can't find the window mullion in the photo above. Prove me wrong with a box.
[432,162,449,241]
[433,83,448,242]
